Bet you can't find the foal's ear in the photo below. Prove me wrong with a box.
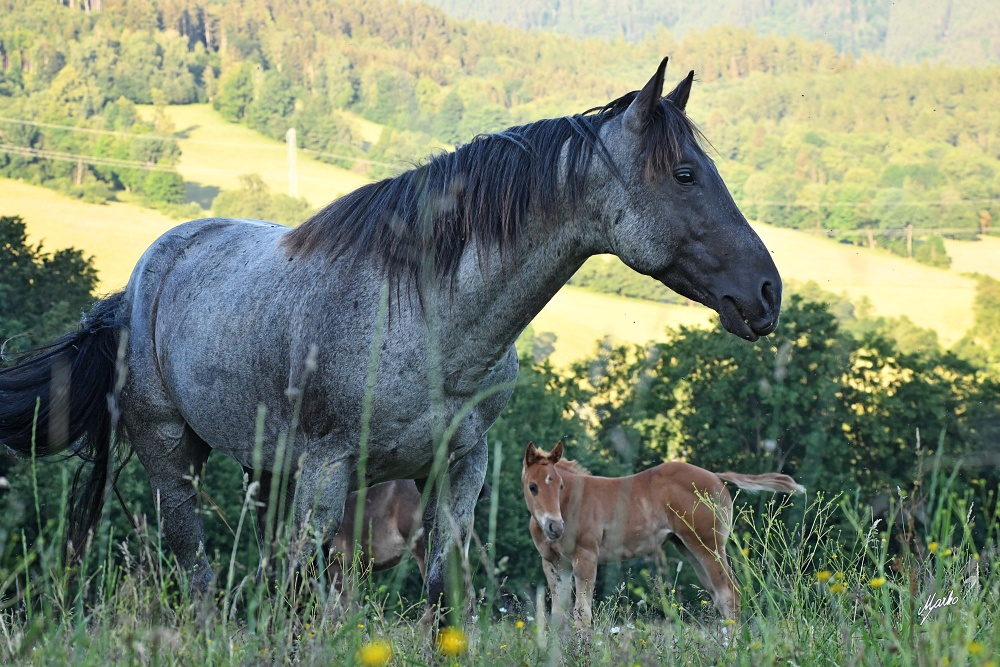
[550,441,564,463]
[664,70,695,113]
[524,441,541,466]
[623,56,668,135]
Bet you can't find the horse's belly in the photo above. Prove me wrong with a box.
[600,527,673,562]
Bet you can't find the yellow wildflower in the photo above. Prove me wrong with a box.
[944,548,953,557]
[741,548,750,557]
[816,570,832,582]
[830,583,847,594]
[928,541,939,553]
[357,640,393,667]
[869,577,886,588]
[834,571,845,580]
[437,627,468,656]
[967,641,983,656]
[516,620,524,629]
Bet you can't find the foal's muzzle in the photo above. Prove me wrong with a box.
[543,517,565,541]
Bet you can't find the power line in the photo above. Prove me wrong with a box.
[0,115,403,168]
[0,115,173,141]
[0,144,177,171]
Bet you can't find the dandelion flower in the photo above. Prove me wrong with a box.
[816,570,832,582]
[869,577,886,588]
[436,627,468,656]
[967,641,983,656]
[516,620,524,629]
[928,541,939,553]
[741,548,750,557]
[357,640,393,667]
[830,583,847,594]
[944,548,953,557]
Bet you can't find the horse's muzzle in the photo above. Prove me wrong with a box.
[543,517,565,541]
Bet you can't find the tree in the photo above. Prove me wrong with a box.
[214,62,255,122]
[0,215,98,354]
[211,174,312,225]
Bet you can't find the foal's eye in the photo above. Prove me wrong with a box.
[674,169,695,185]
[560,483,564,490]
[529,483,538,496]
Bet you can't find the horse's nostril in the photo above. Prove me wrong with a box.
[761,281,777,310]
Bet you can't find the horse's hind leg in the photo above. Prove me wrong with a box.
[129,417,213,593]
[673,533,738,622]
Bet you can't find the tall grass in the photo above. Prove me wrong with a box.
[1,433,997,666]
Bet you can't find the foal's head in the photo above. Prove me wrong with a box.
[522,441,567,541]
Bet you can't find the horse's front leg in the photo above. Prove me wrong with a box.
[419,435,488,628]
[572,542,599,631]
[289,447,353,592]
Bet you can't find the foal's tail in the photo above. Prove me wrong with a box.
[0,292,128,553]
[715,472,805,495]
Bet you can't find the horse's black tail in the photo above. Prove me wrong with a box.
[0,292,128,554]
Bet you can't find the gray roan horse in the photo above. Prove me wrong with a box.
[0,58,780,623]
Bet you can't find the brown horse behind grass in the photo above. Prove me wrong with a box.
[521,441,804,628]
[327,480,490,593]
[328,480,427,591]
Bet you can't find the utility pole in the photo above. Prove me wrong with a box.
[286,127,299,199]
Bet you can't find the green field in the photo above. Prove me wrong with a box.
[4,102,995,360]
[140,104,374,210]
[1,178,180,291]
[752,223,978,347]
[945,235,1000,281]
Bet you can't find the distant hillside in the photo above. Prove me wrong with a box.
[418,0,1000,65]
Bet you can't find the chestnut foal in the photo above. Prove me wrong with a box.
[522,441,804,628]
[328,479,427,590]
[327,480,490,591]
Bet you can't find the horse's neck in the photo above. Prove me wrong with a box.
[435,207,602,389]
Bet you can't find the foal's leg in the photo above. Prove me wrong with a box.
[674,535,738,621]
[130,419,214,593]
[571,543,599,630]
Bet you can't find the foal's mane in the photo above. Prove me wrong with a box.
[281,92,703,286]
[556,458,591,476]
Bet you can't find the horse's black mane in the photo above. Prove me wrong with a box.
[282,91,702,285]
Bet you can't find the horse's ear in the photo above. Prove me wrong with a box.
[525,441,540,466]
[550,441,564,463]
[664,70,695,113]
[623,56,668,135]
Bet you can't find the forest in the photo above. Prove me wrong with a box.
[1,0,999,268]
[423,0,1000,66]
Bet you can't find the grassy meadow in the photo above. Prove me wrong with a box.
[1,442,997,666]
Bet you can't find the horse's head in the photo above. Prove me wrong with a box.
[593,58,781,341]
[522,441,566,541]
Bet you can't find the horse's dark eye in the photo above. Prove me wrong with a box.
[529,483,538,495]
[560,484,564,490]
[674,169,695,185]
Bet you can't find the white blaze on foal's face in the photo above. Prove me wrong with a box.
[523,441,567,541]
